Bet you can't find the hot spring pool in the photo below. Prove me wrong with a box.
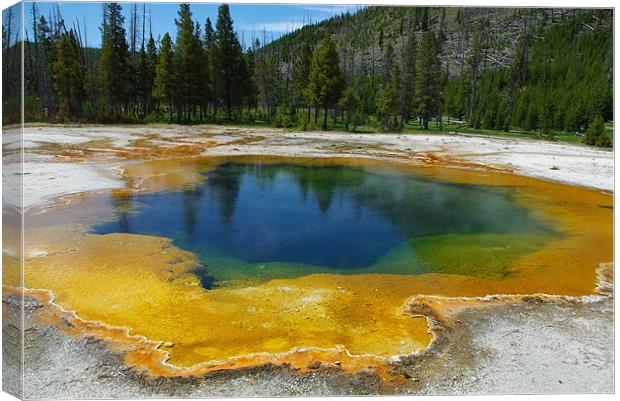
[93,161,558,287]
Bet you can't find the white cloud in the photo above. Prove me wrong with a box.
[239,21,306,33]
[236,5,362,36]
[300,6,359,15]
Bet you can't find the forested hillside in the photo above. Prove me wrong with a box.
[2,3,613,146]
[262,6,613,142]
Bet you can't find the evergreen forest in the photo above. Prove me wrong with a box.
[2,3,613,146]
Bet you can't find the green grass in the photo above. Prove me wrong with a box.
[400,121,592,145]
[295,113,614,147]
[239,117,613,148]
[278,112,612,147]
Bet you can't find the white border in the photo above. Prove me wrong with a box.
[0,1,616,401]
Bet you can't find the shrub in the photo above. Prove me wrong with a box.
[583,115,611,147]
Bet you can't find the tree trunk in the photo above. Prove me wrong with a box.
[323,106,328,130]
[468,67,478,123]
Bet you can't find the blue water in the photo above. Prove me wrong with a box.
[93,161,556,286]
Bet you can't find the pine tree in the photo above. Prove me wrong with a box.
[244,48,258,112]
[237,54,251,117]
[338,88,359,131]
[35,15,56,111]
[415,31,441,129]
[136,39,155,118]
[539,96,555,138]
[466,31,483,126]
[145,35,158,114]
[378,64,401,131]
[173,3,206,121]
[400,32,417,127]
[154,33,174,120]
[52,31,86,118]
[583,115,610,147]
[307,34,344,130]
[128,3,140,115]
[256,49,281,124]
[204,17,216,119]
[502,29,531,131]
[383,43,393,81]
[420,7,430,30]
[99,2,130,115]
[293,42,313,114]
[357,67,378,117]
[213,4,245,120]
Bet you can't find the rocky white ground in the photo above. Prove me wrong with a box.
[3,295,612,398]
[414,300,614,395]
[2,124,614,207]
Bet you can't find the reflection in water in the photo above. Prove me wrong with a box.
[110,193,134,233]
[182,186,205,245]
[206,166,241,226]
[96,162,557,286]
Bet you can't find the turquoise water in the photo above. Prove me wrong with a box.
[93,161,558,287]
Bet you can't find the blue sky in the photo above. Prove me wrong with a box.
[24,1,362,48]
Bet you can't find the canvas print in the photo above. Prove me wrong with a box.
[1,1,614,398]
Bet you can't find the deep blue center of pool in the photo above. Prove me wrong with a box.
[93,162,554,285]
